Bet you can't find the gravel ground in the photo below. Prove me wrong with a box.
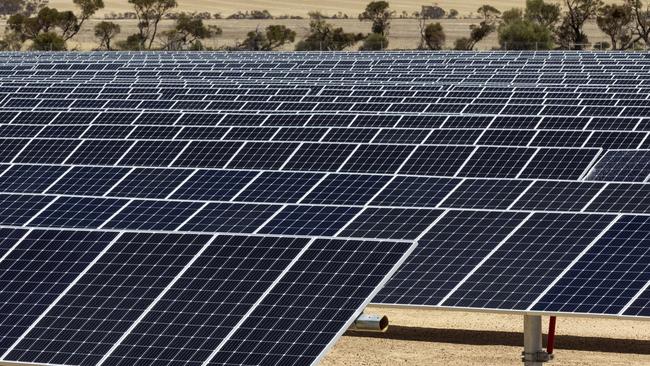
[322,306,650,365]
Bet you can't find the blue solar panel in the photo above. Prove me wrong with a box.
[441,213,614,310]
[179,203,279,233]
[235,171,324,203]
[103,200,204,231]
[258,205,361,236]
[533,215,650,314]
[301,174,391,205]
[5,232,212,366]
[107,168,193,199]
[0,229,117,354]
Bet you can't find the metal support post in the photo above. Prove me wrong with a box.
[522,315,553,366]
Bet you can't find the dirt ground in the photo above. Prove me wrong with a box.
[321,306,650,366]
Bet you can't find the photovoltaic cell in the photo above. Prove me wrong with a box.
[235,171,324,203]
[0,165,68,193]
[179,203,279,233]
[339,207,442,240]
[376,210,529,305]
[301,174,391,205]
[585,150,650,182]
[258,205,361,236]
[29,196,129,228]
[441,179,531,209]
[533,215,650,314]
[103,200,204,231]
[512,180,606,212]
[6,232,213,366]
[206,238,413,366]
[107,168,194,199]
[369,176,460,207]
[0,229,117,354]
[442,213,614,310]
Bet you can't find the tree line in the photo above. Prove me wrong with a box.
[1,0,650,51]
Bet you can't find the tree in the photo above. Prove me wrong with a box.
[502,8,524,24]
[422,22,445,49]
[559,0,603,49]
[448,9,459,18]
[94,21,120,50]
[454,37,474,50]
[162,13,220,50]
[477,4,501,21]
[360,32,388,50]
[626,0,650,46]
[358,1,394,36]
[525,0,561,29]
[239,25,295,50]
[499,19,554,49]
[128,0,178,49]
[69,0,103,40]
[597,4,634,49]
[7,0,102,48]
[0,0,23,16]
[31,31,65,50]
[295,18,365,50]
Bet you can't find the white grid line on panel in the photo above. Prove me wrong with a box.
[95,235,219,366]
[526,214,623,311]
[112,140,138,166]
[96,199,134,229]
[436,212,535,306]
[637,132,649,149]
[103,167,136,197]
[335,144,361,173]
[506,180,537,210]
[333,207,369,237]
[22,196,60,227]
[172,201,211,232]
[278,142,304,170]
[41,166,75,194]
[220,127,233,141]
[0,232,125,360]
[367,129,384,143]
[295,173,331,204]
[166,140,193,167]
[620,280,650,315]
[435,178,467,209]
[252,204,288,234]
[199,237,318,366]
[514,148,541,179]
[578,148,604,180]
[222,141,248,169]
[164,169,198,199]
[0,229,32,265]
[171,126,185,140]
[414,209,450,241]
[452,146,479,178]
[229,171,265,202]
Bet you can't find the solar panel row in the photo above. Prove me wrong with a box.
[0,51,648,366]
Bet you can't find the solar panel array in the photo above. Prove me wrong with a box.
[0,51,649,365]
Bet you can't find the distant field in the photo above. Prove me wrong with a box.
[0,18,608,51]
[48,0,531,18]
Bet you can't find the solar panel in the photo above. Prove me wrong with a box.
[0,51,650,365]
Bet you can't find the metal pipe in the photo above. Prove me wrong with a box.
[547,316,557,354]
[524,315,544,366]
[349,314,389,332]
[522,314,553,365]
